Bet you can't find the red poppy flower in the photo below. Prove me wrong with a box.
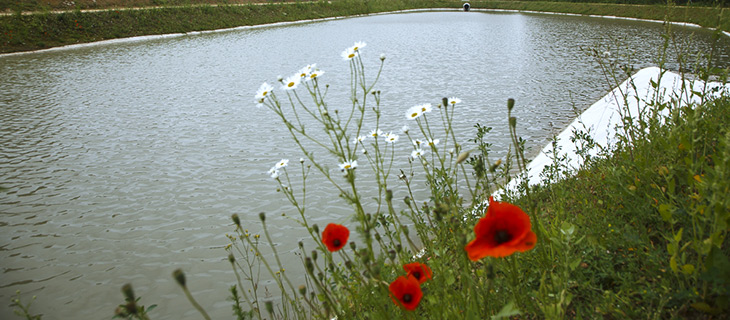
[403,262,432,284]
[465,196,537,260]
[389,275,423,311]
[321,223,349,252]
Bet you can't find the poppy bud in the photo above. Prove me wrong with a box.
[507,98,515,112]
[298,241,304,249]
[349,242,357,251]
[231,214,241,228]
[404,196,411,206]
[386,189,393,202]
[228,254,235,264]
[121,283,135,301]
[305,257,314,274]
[442,97,448,107]
[311,250,318,262]
[173,269,186,287]
[509,116,517,128]
[265,301,274,314]
[312,224,319,233]
[259,212,266,222]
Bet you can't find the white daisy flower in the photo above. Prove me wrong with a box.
[448,97,462,105]
[339,159,358,171]
[275,159,289,169]
[413,139,424,146]
[299,158,305,163]
[369,129,383,138]
[298,64,317,78]
[406,105,423,120]
[268,167,279,179]
[380,53,386,61]
[255,82,273,101]
[384,132,399,143]
[418,103,433,114]
[411,148,426,159]
[428,138,440,147]
[282,75,301,90]
[401,125,409,134]
[341,47,358,60]
[353,135,367,144]
[352,41,366,52]
[309,69,325,80]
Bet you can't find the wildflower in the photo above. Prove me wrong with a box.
[298,64,316,78]
[282,74,301,90]
[341,47,358,60]
[384,132,399,143]
[413,139,424,147]
[380,53,386,61]
[427,139,440,147]
[322,223,349,252]
[352,41,366,52]
[448,97,462,105]
[465,196,537,260]
[419,103,432,114]
[411,148,426,159]
[299,158,305,163]
[339,159,358,171]
[406,105,423,120]
[369,129,383,138]
[403,262,432,284]
[255,82,273,102]
[401,125,409,134]
[275,159,289,169]
[389,275,423,311]
[268,167,279,179]
[309,69,325,80]
[353,135,367,144]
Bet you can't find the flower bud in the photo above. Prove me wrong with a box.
[231,214,241,228]
[265,301,274,314]
[228,254,235,264]
[509,116,517,128]
[258,212,266,222]
[396,244,402,253]
[507,98,515,111]
[298,241,304,249]
[457,151,470,164]
[173,269,186,287]
[298,285,307,296]
[380,53,386,61]
[305,257,314,274]
[121,283,135,301]
[385,189,393,202]
[311,250,318,262]
[312,224,319,233]
[349,241,357,251]
[442,97,448,107]
[388,250,396,261]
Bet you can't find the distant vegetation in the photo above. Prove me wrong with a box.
[1,0,728,54]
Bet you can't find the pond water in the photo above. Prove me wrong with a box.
[1,10,729,319]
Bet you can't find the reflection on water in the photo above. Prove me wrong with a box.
[1,10,728,319]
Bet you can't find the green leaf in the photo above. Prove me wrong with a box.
[445,273,455,286]
[491,301,521,319]
[569,258,581,271]
[673,228,683,243]
[658,204,672,222]
[681,264,695,275]
[670,255,679,273]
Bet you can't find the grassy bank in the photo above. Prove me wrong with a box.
[1,0,728,54]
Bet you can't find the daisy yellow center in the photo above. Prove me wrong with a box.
[353,46,359,51]
[411,112,418,118]
[344,165,351,169]
[263,91,268,96]
[421,108,427,112]
[348,53,355,58]
[494,230,512,244]
[287,82,295,87]
[310,74,316,78]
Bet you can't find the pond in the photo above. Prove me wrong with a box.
[1,10,729,319]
